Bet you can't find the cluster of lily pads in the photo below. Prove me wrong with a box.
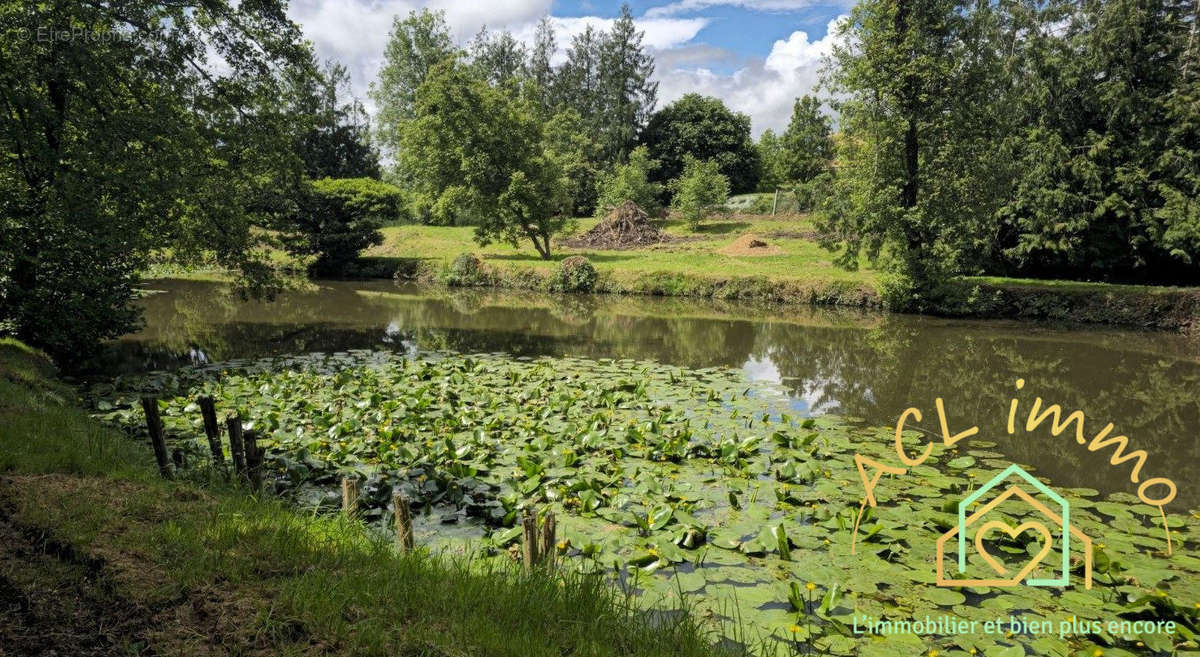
[88,350,1200,656]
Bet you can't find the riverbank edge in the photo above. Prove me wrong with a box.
[361,257,1200,333]
[0,339,720,657]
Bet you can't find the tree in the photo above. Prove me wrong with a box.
[554,25,606,126]
[756,129,786,192]
[671,158,730,229]
[0,0,311,363]
[779,96,833,184]
[401,61,569,259]
[640,94,760,197]
[528,17,558,116]
[470,28,527,88]
[596,4,658,164]
[594,146,663,217]
[285,178,404,276]
[293,61,381,180]
[997,0,1200,282]
[371,9,456,163]
[545,109,604,216]
[819,0,1007,304]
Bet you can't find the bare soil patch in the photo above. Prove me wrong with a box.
[718,234,785,257]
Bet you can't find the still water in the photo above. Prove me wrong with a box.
[104,279,1200,509]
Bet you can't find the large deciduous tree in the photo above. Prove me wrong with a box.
[370,9,456,164]
[0,0,312,363]
[640,94,760,196]
[401,61,568,259]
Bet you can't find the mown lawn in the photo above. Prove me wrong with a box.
[367,214,878,286]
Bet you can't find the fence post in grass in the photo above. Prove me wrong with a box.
[244,430,263,491]
[539,512,557,572]
[198,396,224,467]
[140,397,171,479]
[772,189,780,216]
[341,477,359,516]
[393,490,414,552]
[521,511,540,575]
[225,415,247,483]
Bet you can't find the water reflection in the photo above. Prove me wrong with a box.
[102,279,1200,506]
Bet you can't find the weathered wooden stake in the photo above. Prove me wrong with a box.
[539,512,557,571]
[244,430,263,491]
[521,512,540,574]
[393,490,414,551]
[225,415,247,482]
[341,477,359,515]
[198,396,224,467]
[140,397,171,479]
[772,189,780,216]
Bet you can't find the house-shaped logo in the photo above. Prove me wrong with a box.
[936,464,1093,588]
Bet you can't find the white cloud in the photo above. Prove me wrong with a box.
[645,0,835,18]
[653,16,844,136]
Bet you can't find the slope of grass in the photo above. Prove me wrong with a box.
[366,214,874,287]
[0,341,724,657]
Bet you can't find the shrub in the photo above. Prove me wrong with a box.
[670,158,730,229]
[444,253,487,287]
[286,178,405,276]
[594,147,663,218]
[549,256,598,293]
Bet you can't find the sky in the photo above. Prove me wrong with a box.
[286,0,853,137]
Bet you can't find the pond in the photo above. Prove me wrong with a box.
[85,278,1200,656]
[105,278,1200,508]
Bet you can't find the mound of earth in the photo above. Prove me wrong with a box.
[719,234,784,257]
[567,201,667,250]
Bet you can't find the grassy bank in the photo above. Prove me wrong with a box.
[0,339,720,657]
[361,215,1200,331]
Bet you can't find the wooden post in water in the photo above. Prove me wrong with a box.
[341,477,359,516]
[539,512,557,572]
[393,490,414,551]
[140,397,171,479]
[244,430,263,491]
[225,416,247,483]
[521,511,540,574]
[198,396,224,467]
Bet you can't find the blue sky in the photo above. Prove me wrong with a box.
[286,0,853,135]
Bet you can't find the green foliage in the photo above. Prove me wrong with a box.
[820,0,1008,299]
[594,146,663,218]
[445,253,488,287]
[778,96,833,185]
[756,129,786,192]
[821,0,1200,294]
[292,60,381,180]
[370,8,457,163]
[469,29,527,88]
[285,178,404,276]
[640,94,760,196]
[670,158,730,229]
[551,5,657,167]
[0,0,312,363]
[544,109,603,216]
[401,61,569,259]
[549,256,598,293]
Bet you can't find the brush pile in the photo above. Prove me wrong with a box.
[567,201,666,250]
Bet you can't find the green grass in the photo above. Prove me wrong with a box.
[367,214,875,287]
[0,341,725,657]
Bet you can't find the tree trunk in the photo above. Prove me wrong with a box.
[529,232,552,260]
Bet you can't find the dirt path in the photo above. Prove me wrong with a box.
[0,493,156,656]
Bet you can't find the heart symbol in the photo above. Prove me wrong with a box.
[974,519,1054,581]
